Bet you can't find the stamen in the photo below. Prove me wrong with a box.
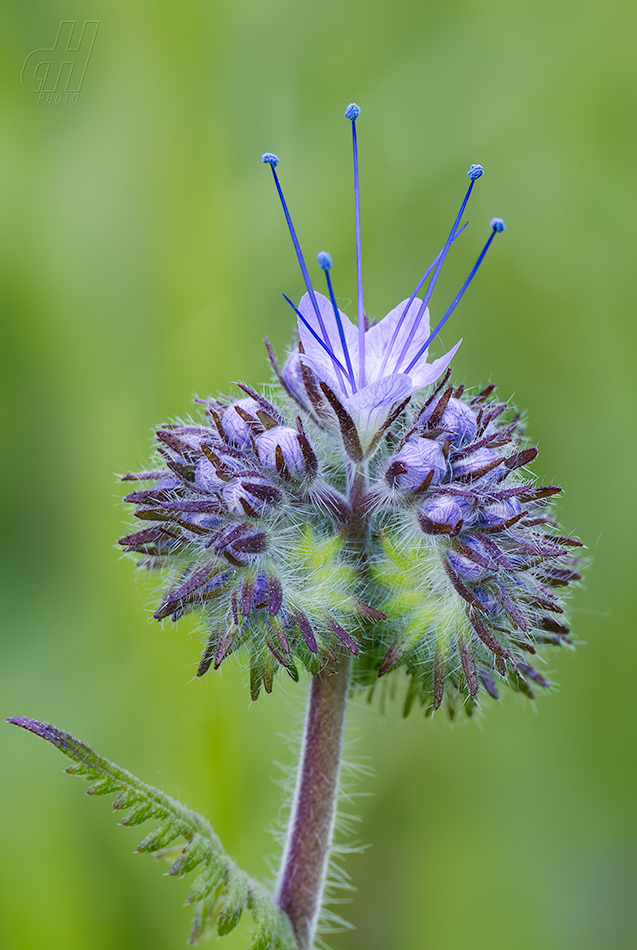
[281,293,350,380]
[317,251,357,391]
[377,221,468,377]
[345,103,365,387]
[403,218,505,377]
[262,153,343,381]
[392,165,484,374]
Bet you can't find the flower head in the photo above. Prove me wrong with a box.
[119,105,582,718]
[265,107,504,453]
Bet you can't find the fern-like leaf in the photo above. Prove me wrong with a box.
[8,717,297,950]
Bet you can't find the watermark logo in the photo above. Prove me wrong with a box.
[21,20,100,104]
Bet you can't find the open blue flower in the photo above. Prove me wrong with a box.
[263,109,505,452]
[295,290,461,447]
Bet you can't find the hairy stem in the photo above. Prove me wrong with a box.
[276,652,353,949]
[277,460,366,948]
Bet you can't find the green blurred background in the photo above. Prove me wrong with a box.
[1,1,635,948]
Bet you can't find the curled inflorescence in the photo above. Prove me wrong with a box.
[120,103,582,717]
[120,363,582,715]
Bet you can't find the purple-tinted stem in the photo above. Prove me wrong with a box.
[276,651,352,949]
[277,464,366,948]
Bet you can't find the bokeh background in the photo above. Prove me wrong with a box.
[1,1,636,948]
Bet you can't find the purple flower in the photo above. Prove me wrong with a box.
[195,457,231,493]
[295,291,461,448]
[478,497,524,529]
[263,116,505,453]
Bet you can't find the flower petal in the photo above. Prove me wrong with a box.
[344,373,413,449]
[365,297,430,382]
[408,338,462,390]
[298,354,341,399]
[297,291,358,395]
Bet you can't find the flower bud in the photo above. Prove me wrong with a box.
[452,446,503,481]
[223,477,282,517]
[251,571,269,610]
[479,497,523,529]
[387,438,446,491]
[472,586,501,618]
[419,396,477,443]
[281,351,311,409]
[216,525,267,563]
[221,398,260,446]
[446,549,492,582]
[418,496,464,535]
[195,457,231,493]
[256,426,307,475]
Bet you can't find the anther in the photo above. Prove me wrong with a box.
[467,164,484,179]
[261,153,279,166]
[490,217,506,232]
[344,102,361,120]
[316,251,332,271]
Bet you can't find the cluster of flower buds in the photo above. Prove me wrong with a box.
[120,104,582,714]
[120,385,373,698]
[370,370,583,714]
[121,364,581,713]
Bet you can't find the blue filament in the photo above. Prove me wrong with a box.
[391,168,483,374]
[282,293,350,381]
[377,221,468,377]
[265,159,344,383]
[403,220,505,377]
[320,258,357,391]
[347,104,366,387]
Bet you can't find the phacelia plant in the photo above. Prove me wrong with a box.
[10,103,582,950]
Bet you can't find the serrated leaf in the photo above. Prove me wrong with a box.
[154,844,186,865]
[121,802,155,826]
[65,764,94,777]
[87,777,121,796]
[217,869,249,935]
[169,834,211,877]
[186,854,227,904]
[112,788,139,811]
[8,717,296,949]
[138,820,181,854]
[189,894,218,946]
